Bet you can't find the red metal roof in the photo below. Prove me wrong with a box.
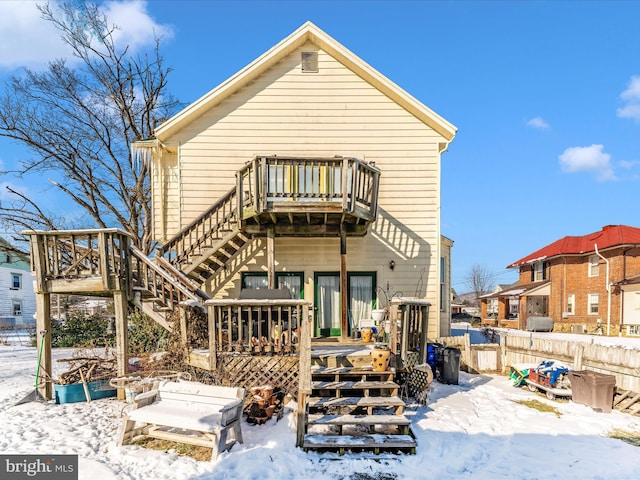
[507,225,640,268]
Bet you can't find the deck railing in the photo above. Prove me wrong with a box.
[24,229,132,293]
[237,156,380,220]
[389,298,431,366]
[203,299,312,358]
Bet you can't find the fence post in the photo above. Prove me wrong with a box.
[573,343,584,371]
[464,333,472,371]
[500,334,508,374]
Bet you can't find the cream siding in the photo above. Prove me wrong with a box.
[154,42,450,336]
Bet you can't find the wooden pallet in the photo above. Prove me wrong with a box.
[614,389,640,415]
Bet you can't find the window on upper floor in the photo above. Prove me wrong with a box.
[588,293,599,314]
[531,261,546,282]
[11,273,21,290]
[567,294,575,315]
[588,255,600,277]
[13,300,22,316]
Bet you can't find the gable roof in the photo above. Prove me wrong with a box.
[155,21,457,144]
[507,225,640,268]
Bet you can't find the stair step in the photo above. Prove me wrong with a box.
[307,414,410,427]
[312,366,394,375]
[303,434,416,451]
[307,396,405,409]
[312,380,399,390]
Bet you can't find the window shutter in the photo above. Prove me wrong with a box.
[542,262,547,280]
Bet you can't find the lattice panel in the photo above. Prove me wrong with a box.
[216,354,300,400]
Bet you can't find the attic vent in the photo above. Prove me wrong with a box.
[301,52,318,73]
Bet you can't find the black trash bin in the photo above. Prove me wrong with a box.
[440,347,461,385]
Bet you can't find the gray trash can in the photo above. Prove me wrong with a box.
[440,347,461,385]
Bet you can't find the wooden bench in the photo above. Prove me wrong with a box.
[117,380,245,460]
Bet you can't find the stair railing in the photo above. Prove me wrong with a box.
[129,245,206,309]
[157,187,238,269]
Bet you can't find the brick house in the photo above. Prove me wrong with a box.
[486,225,640,335]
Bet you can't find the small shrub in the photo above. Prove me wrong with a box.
[128,309,169,355]
[48,313,113,348]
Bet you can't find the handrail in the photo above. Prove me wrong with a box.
[157,187,238,265]
[129,245,205,306]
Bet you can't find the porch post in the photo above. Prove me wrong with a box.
[340,226,348,342]
[267,226,275,289]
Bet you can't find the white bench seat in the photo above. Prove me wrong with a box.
[117,380,245,460]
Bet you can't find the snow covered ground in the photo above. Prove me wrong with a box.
[2,333,640,479]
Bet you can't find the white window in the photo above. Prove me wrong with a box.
[588,255,600,277]
[533,262,544,281]
[13,300,22,316]
[567,294,575,315]
[11,273,21,290]
[588,294,599,314]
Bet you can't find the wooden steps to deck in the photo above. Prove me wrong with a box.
[302,366,416,455]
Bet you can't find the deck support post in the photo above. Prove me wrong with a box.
[296,305,313,447]
[267,226,275,289]
[113,289,129,400]
[35,292,52,400]
[340,226,348,342]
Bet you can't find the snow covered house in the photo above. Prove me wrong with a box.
[27,26,457,453]
[134,21,457,340]
[0,238,35,327]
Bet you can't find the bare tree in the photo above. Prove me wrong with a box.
[465,264,495,304]
[0,2,179,254]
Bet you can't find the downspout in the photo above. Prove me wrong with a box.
[594,244,611,336]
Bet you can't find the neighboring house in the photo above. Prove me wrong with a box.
[505,225,640,335]
[0,238,35,327]
[135,22,457,339]
[479,282,520,322]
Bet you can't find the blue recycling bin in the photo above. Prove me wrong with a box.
[426,342,443,375]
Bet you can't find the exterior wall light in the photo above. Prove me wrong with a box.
[389,260,396,271]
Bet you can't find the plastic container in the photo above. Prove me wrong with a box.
[440,347,461,385]
[54,379,117,404]
[568,370,616,413]
[426,342,443,375]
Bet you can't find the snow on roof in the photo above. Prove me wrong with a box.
[507,225,640,268]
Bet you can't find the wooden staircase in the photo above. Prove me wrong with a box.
[302,366,416,455]
[156,188,253,285]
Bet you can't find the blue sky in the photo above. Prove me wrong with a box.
[1,1,639,292]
